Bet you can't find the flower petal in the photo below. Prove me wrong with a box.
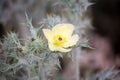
[48,43,71,52]
[52,23,74,37]
[58,47,71,52]
[63,34,79,48]
[42,29,53,42]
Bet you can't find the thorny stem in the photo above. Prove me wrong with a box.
[41,63,46,80]
[38,62,46,80]
[39,51,52,80]
[43,51,53,62]
[76,48,81,80]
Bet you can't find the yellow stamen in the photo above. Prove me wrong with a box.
[53,34,67,47]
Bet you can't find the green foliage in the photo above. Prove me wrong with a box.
[0,15,66,80]
[43,16,67,28]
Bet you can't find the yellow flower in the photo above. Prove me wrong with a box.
[42,23,79,52]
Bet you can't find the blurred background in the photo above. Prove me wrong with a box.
[0,0,92,39]
[0,0,55,39]
[0,0,70,38]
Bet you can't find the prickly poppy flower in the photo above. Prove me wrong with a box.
[43,23,79,52]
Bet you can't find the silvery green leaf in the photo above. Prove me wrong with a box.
[95,69,120,80]
[43,15,67,28]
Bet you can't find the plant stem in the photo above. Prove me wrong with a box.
[76,48,81,80]
[39,62,46,80]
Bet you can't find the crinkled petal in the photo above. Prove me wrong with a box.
[42,29,53,42]
[52,23,74,37]
[48,43,71,52]
[63,34,79,48]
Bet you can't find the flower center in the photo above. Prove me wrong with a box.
[53,35,67,47]
[58,37,62,41]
